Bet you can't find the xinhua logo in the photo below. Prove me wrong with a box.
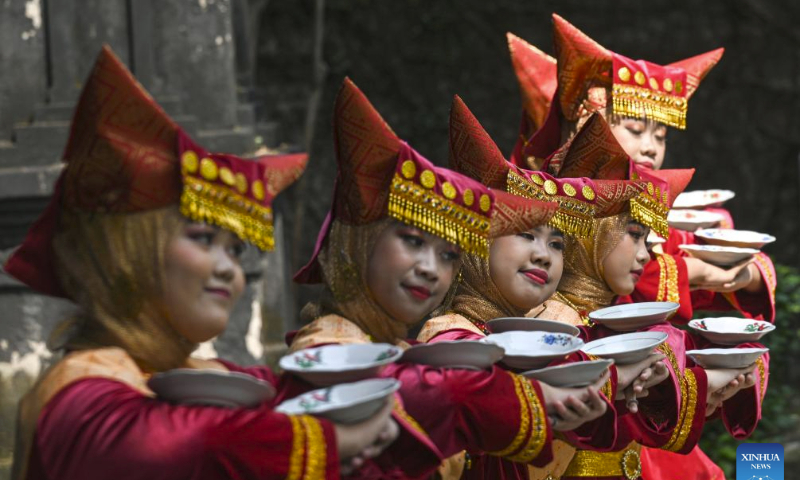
[736,443,784,480]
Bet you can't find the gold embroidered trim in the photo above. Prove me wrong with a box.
[181,175,275,251]
[754,253,777,297]
[507,170,596,238]
[656,342,692,452]
[756,356,767,402]
[300,415,326,480]
[506,379,548,463]
[489,374,530,458]
[612,83,687,130]
[655,254,680,304]
[287,416,305,480]
[563,443,642,479]
[630,194,669,238]
[388,174,491,257]
[664,369,697,452]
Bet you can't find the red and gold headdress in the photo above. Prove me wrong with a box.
[553,13,723,130]
[294,79,559,284]
[449,96,647,238]
[5,46,307,298]
[540,113,694,237]
[509,15,723,167]
[507,32,557,137]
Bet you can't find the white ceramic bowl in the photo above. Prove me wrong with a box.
[521,359,614,388]
[582,332,669,365]
[647,231,666,246]
[679,244,759,267]
[482,332,584,370]
[688,317,775,345]
[686,347,769,369]
[673,189,735,209]
[280,343,403,386]
[275,378,401,424]
[668,209,725,231]
[148,369,276,408]
[401,341,504,370]
[695,228,776,249]
[487,317,581,337]
[588,302,679,332]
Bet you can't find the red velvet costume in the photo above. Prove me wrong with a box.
[289,79,563,478]
[5,47,346,480]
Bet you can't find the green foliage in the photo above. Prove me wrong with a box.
[699,264,800,478]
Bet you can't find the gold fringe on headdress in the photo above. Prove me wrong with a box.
[629,188,669,238]
[180,176,275,251]
[506,170,595,238]
[612,84,688,130]
[388,174,491,257]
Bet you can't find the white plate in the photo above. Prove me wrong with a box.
[668,209,725,231]
[401,341,504,370]
[686,347,769,369]
[582,332,669,365]
[280,343,402,386]
[688,317,775,345]
[679,244,759,267]
[695,228,776,249]
[673,189,735,209]
[647,231,666,246]
[148,369,276,408]
[483,332,584,370]
[275,378,400,424]
[521,359,614,388]
[588,302,679,332]
[487,317,581,337]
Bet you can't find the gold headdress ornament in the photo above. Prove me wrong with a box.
[553,13,724,130]
[449,96,646,238]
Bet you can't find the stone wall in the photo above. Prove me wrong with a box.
[0,1,296,477]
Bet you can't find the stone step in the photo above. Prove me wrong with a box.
[156,95,184,117]
[237,103,256,126]
[198,126,258,155]
[33,102,76,122]
[7,122,70,167]
[256,121,280,148]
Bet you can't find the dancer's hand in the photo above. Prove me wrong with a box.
[539,372,610,431]
[705,371,757,417]
[335,397,398,472]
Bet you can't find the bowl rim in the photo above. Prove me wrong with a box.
[276,378,401,415]
[279,343,403,373]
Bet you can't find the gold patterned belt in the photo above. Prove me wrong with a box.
[562,443,642,480]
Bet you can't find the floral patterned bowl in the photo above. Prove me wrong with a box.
[688,317,775,345]
[582,332,668,365]
[276,378,401,424]
[148,369,276,408]
[279,344,403,386]
[487,317,580,337]
[686,347,769,369]
[482,332,584,370]
[588,302,679,332]
[521,359,614,388]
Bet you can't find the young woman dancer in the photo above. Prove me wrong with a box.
[5,47,400,480]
